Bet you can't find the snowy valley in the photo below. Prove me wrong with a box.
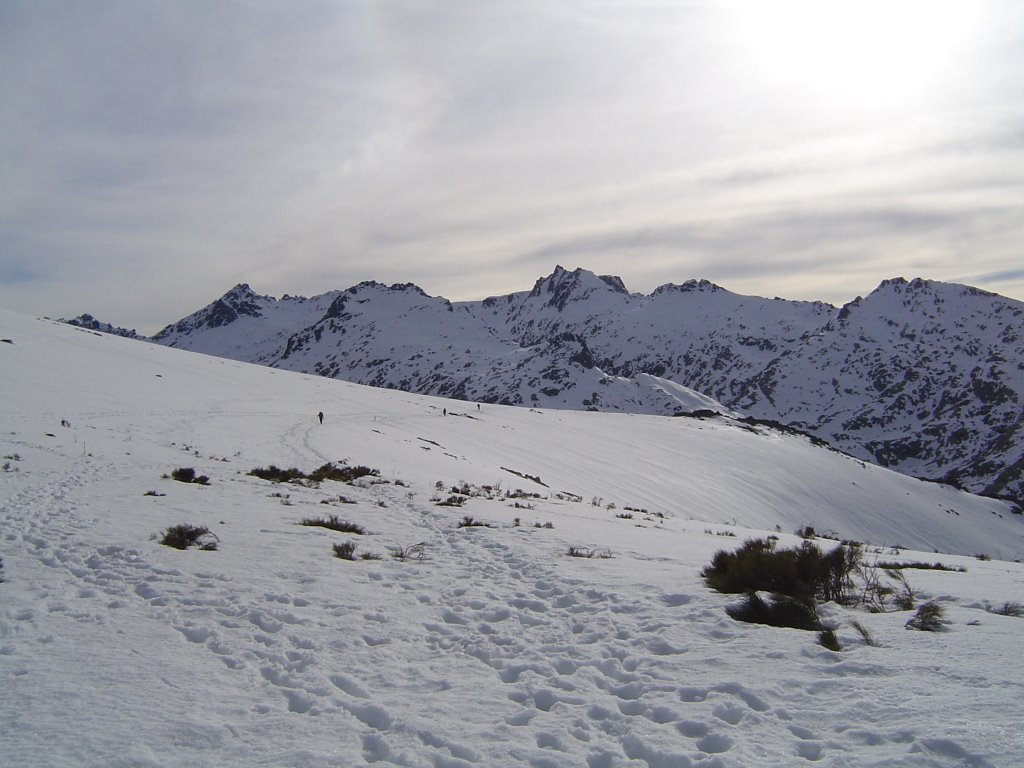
[3,309,1024,766]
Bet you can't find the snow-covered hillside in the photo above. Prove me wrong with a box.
[5,309,1023,767]
[146,267,1024,507]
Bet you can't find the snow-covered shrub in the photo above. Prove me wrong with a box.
[905,601,945,631]
[160,524,218,551]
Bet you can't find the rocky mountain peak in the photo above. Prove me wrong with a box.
[528,266,628,312]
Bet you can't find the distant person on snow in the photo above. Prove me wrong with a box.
[318,411,324,424]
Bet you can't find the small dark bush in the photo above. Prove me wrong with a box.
[249,465,306,483]
[818,628,841,651]
[436,495,467,507]
[727,592,822,631]
[0,556,5,583]
[975,553,992,561]
[616,513,634,520]
[249,463,379,486]
[333,541,358,560]
[567,546,612,559]
[360,552,383,561]
[309,463,379,484]
[171,467,209,485]
[300,515,365,534]
[905,601,945,631]
[160,524,218,551]
[457,516,492,528]
[143,490,166,497]
[876,560,966,573]
[986,601,1023,617]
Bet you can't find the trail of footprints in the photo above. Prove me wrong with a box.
[5,468,952,766]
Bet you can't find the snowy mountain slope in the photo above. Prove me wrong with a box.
[147,268,1024,506]
[152,283,344,364]
[3,309,1024,767]
[731,278,1024,500]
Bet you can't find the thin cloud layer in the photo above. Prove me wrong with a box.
[1,0,1023,333]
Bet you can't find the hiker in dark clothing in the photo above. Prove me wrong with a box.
[318,411,324,424]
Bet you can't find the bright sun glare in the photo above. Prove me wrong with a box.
[730,0,980,109]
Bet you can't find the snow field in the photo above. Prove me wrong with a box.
[2,311,1023,766]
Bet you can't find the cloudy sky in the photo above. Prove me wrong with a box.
[2,1,1023,334]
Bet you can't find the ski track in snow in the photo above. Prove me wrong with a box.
[2,313,1022,767]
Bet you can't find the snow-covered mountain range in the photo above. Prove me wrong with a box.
[83,266,1024,506]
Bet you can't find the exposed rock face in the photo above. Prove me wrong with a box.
[61,314,142,340]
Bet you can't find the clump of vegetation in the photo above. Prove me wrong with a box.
[876,560,966,573]
[567,546,612,559]
[310,463,379,484]
[726,592,821,631]
[249,465,306,483]
[985,601,1023,617]
[818,628,842,651]
[160,524,218,551]
[457,516,493,528]
[143,490,166,497]
[534,521,555,529]
[333,541,358,561]
[249,462,380,487]
[300,515,365,534]
[0,556,6,583]
[170,467,209,485]
[850,619,878,647]
[436,495,467,507]
[905,601,945,631]
[616,513,634,520]
[702,538,861,605]
[389,543,427,561]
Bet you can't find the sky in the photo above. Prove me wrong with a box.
[2,0,1023,335]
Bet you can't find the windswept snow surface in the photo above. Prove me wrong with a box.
[3,310,1023,767]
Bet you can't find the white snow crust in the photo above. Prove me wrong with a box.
[3,309,1023,767]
